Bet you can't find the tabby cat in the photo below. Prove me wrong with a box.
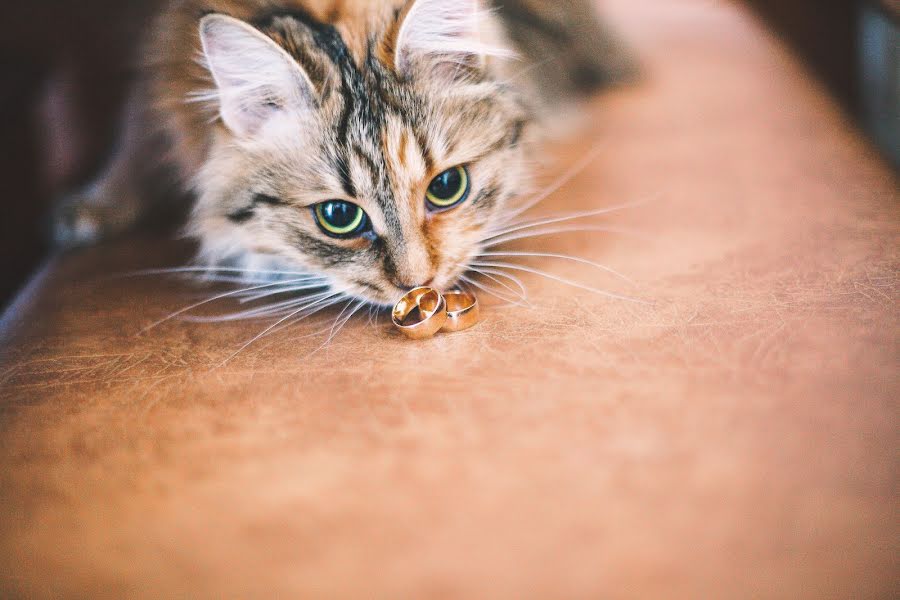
[57,0,631,307]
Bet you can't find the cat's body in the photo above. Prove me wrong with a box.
[57,0,631,306]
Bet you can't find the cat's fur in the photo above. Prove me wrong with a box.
[56,0,631,306]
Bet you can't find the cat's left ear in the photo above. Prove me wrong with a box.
[392,0,511,77]
[199,14,316,137]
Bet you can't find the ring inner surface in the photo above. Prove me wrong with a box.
[414,290,442,322]
[445,292,475,314]
[395,289,442,327]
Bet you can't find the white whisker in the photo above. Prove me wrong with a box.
[371,305,384,328]
[465,267,529,302]
[177,274,266,286]
[126,266,321,279]
[183,291,335,323]
[483,224,646,248]
[264,295,353,338]
[308,299,368,356]
[485,198,653,241]
[459,273,529,307]
[503,145,602,221]
[333,299,368,339]
[205,277,327,291]
[139,278,313,334]
[470,261,647,304]
[477,251,636,285]
[469,266,530,299]
[328,299,360,340]
[237,282,329,304]
[219,292,347,365]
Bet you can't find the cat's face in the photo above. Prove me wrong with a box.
[191,3,531,305]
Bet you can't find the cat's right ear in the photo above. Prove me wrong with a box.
[391,0,512,77]
[199,14,316,137]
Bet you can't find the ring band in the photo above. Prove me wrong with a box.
[392,287,448,340]
[441,290,480,333]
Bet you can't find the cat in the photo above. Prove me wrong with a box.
[55,0,633,308]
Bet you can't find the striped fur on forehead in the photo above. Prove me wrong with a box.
[244,9,517,208]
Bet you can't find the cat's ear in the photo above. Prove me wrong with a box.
[393,0,511,77]
[199,14,316,137]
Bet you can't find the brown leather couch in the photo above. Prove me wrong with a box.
[1,0,897,597]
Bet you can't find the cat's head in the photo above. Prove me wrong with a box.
[190,0,532,305]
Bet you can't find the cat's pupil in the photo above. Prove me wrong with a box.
[322,201,357,228]
[314,200,368,238]
[429,168,463,200]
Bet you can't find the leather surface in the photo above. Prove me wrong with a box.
[1,1,897,597]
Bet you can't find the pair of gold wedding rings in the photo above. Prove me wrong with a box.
[392,287,480,340]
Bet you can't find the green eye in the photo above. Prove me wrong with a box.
[313,200,369,238]
[426,166,470,209]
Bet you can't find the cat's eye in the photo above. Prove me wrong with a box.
[426,166,470,210]
[313,200,370,238]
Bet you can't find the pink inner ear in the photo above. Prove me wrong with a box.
[393,0,511,75]
[199,14,314,137]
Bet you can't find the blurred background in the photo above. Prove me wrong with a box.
[0,0,897,309]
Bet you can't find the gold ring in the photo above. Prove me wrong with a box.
[392,287,448,340]
[441,290,480,333]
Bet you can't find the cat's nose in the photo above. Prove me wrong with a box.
[385,240,436,290]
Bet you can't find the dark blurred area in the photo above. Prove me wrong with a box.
[0,1,163,307]
[0,0,896,309]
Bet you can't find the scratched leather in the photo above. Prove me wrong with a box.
[0,1,897,598]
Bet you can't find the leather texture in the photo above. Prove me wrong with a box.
[1,1,897,597]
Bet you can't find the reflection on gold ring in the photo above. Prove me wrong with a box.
[441,290,480,333]
[391,287,448,340]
